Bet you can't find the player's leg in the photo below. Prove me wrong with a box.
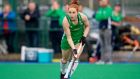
[70,59,79,75]
[96,30,105,64]
[65,43,84,78]
[104,29,112,64]
[60,49,72,79]
[70,43,81,76]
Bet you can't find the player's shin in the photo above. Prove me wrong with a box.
[64,59,79,78]
[70,59,79,76]
[60,59,69,74]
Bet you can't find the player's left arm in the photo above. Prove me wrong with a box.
[80,13,90,37]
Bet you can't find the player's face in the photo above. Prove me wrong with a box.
[3,5,11,13]
[68,8,78,21]
[78,5,83,12]
[64,4,69,13]
[115,6,121,12]
[99,0,108,7]
[28,3,36,11]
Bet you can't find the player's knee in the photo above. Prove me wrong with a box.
[61,58,68,64]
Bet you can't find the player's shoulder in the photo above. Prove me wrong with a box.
[79,12,87,17]
[63,16,69,26]
[63,16,68,23]
[79,12,88,20]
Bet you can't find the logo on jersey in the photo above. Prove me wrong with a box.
[79,21,84,25]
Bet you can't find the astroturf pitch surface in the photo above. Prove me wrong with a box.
[0,63,140,79]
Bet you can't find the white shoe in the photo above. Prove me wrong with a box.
[95,60,105,65]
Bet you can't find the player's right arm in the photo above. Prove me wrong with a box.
[62,17,76,50]
[111,21,122,26]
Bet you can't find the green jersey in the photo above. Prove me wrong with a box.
[61,13,85,50]
[44,8,66,26]
[111,11,123,22]
[95,5,113,21]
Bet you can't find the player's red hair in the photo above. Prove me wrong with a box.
[68,0,79,12]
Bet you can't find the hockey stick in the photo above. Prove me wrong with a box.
[64,43,85,78]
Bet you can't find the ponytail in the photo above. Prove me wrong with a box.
[70,0,79,5]
[69,0,79,11]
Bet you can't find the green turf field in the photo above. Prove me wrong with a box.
[0,63,140,79]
